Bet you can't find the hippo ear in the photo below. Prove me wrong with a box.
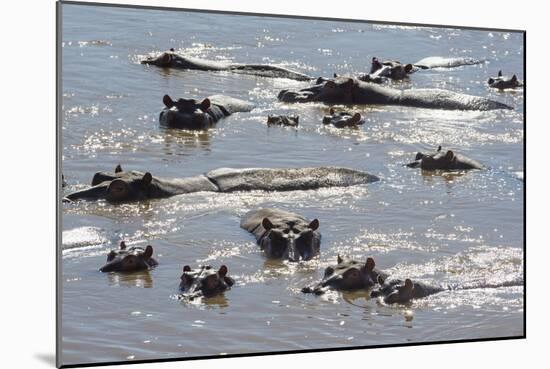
[183,265,191,272]
[365,257,375,271]
[120,241,126,250]
[163,94,174,108]
[511,74,518,83]
[437,145,442,152]
[115,164,123,173]
[415,152,424,161]
[169,48,175,52]
[142,172,153,186]
[308,219,320,231]
[488,78,495,85]
[337,254,343,264]
[498,70,502,77]
[445,150,455,161]
[404,63,413,73]
[333,73,338,78]
[262,217,274,231]
[143,245,153,260]
[218,265,228,277]
[329,108,335,115]
[200,98,211,111]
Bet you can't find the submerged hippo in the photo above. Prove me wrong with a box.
[160,94,254,129]
[99,241,158,272]
[361,57,415,82]
[302,255,388,294]
[179,264,235,300]
[240,208,321,262]
[370,278,444,304]
[267,115,299,127]
[488,70,523,90]
[278,77,511,111]
[64,165,380,202]
[413,56,484,69]
[406,146,483,170]
[322,108,364,128]
[141,49,313,81]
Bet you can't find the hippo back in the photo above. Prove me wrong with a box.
[208,95,255,115]
[205,167,379,193]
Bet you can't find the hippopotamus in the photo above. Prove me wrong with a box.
[240,208,321,261]
[301,255,388,294]
[160,94,254,129]
[179,264,234,300]
[322,108,364,128]
[278,77,511,111]
[267,115,299,127]
[99,241,158,272]
[141,49,313,81]
[64,165,380,202]
[488,70,523,90]
[370,278,444,304]
[406,146,483,170]
[413,56,484,69]
[361,57,415,82]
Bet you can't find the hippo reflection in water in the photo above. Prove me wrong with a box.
[302,255,388,294]
[100,241,158,273]
[323,108,364,128]
[160,94,254,130]
[141,49,313,81]
[406,146,483,171]
[179,264,235,300]
[278,77,511,111]
[64,165,380,203]
[488,70,523,90]
[240,208,321,262]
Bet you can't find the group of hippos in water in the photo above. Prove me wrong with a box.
[141,49,522,130]
[64,48,521,304]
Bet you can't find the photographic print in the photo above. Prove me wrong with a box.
[58,1,525,367]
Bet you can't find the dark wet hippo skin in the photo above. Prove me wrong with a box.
[278,77,511,110]
[413,56,484,69]
[406,146,483,170]
[488,70,523,90]
[141,49,313,81]
[160,94,254,130]
[64,165,380,202]
[267,115,299,127]
[99,241,159,273]
[359,57,416,83]
[322,108,364,128]
[240,208,321,262]
[179,264,235,300]
[370,278,444,304]
[302,255,389,294]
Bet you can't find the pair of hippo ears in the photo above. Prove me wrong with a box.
[182,265,228,277]
[261,218,320,231]
[117,242,154,258]
[162,95,211,110]
[336,255,376,270]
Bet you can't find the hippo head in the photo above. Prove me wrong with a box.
[322,108,364,128]
[100,242,158,272]
[179,265,234,299]
[159,94,215,129]
[488,70,522,89]
[278,77,355,104]
[65,165,169,202]
[370,57,384,74]
[302,256,382,294]
[406,146,482,171]
[140,49,175,67]
[381,279,415,304]
[260,217,320,261]
[267,115,299,127]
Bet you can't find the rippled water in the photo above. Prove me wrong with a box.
[60,3,524,366]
